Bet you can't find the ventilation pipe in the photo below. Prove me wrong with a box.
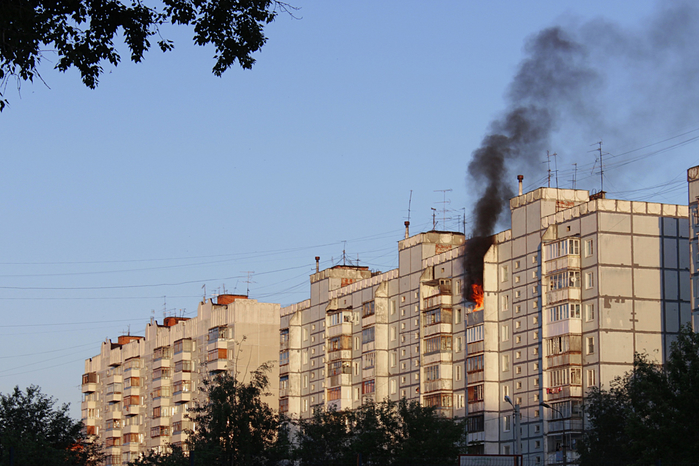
[517,175,524,196]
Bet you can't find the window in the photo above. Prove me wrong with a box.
[515,321,521,329]
[468,384,484,403]
[501,325,510,342]
[425,365,440,381]
[174,338,193,354]
[456,337,463,352]
[587,336,595,354]
[362,327,375,344]
[515,305,521,314]
[503,415,511,432]
[390,326,397,341]
[153,346,171,360]
[424,307,452,326]
[362,379,375,394]
[208,327,227,342]
[207,348,227,362]
[502,294,510,312]
[515,366,522,374]
[456,308,462,323]
[467,415,484,432]
[328,361,351,376]
[515,260,521,269]
[390,352,397,367]
[362,301,375,317]
[328,387,341,401]
[546,238,580,260]
[466,325,484,343]
[174,360,193,373]
[467,354,484,373]
[515,351,521,359]
[584,239,594,257]
[501,265,510,282]
[456,364,462,381]
[173,380,192,394]
[152,368,171,380]
[549,302,581,322]
[587,369,596,386]
[424,336,452,354]
[502,354,510,372]
[515,275,521,283]
[363,352,376,369]
[585,303,595,321]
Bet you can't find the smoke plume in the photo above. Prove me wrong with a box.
[463,1,699,300]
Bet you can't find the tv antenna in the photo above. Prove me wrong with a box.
[572,163,578,190]
[434,189,453,229]
[546,151,558,188]
[242,271,255,296]
[589,141,607,192]
[431,208,437,230]
[406,190,413,223]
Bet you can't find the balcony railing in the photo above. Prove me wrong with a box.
[423,378,453,393]
[546,352,582,368]
[545,385,583,401]
[423,294,452,310]
[544,255,581,274]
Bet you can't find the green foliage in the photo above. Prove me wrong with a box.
[295,398,467,466]
[579,324,699,465]
[0,0,297,110]
[128,444,188,466]
[186,362,281,466]
[0,385,99,466]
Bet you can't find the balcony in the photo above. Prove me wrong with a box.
[546,318,582,338]
[423,378,453,393]
[545,255,580,274]
[328,349,352,361]
[547,418,583,433]
[124,405,142,416]
[173,391,192,404]
[423,352,452,365]
[546,288,581,306]
[467,341,484,354]
[423,294,452,310]
[106,392,122,403]
[545,385,583,401]
[546,352,582,368]
[122,424,141,435]
[467,401,484,412]
[152,358,171,370]
[105,374,123,386]
[207,359,228,372]
[423,323,452,337]
[466,371,484,384]
[329,374,352,387]
[82,372,98,393]
[362,314,376,327]
[327,322,353,338]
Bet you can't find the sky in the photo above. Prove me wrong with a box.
[1,0,697,418]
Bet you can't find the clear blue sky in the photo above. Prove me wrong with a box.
[1,0,696,417]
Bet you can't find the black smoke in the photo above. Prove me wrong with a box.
[464,27,598,299]
[463,1,699,301]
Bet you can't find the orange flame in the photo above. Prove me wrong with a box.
[471,284,484,311]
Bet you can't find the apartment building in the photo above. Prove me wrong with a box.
[281,185,690,466]
[688,164,699,329]
[81,296,280,465]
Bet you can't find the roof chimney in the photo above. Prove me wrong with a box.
[404,221,410,239]
[315,256,320,273]
[517,175,524,196]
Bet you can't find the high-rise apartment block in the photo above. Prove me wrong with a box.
[81,296,280,465]
[83,179,694,466]
[280,186,690,465]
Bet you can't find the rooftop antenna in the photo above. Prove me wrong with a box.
[434,189,453,230]
[242,271,255,296]
[589,141,607,192]
[342,240,347,265]
[404,190,413,239]
[462,207,467,234]
[572,163,578,189]
[431,208,437,230]
[201,284,206,302]
[553,152,559,189]
[546,151,557,187]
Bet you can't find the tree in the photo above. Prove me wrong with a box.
[580,324,699,465]
[295,398,467,466]
[186,362,281,466]
[0,0,297,110]
[0,385,99,466]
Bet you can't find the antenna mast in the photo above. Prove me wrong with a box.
[434,189,452,230]
[597,141,604,192]
[572,163,578,189]
[242,271,255,296]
